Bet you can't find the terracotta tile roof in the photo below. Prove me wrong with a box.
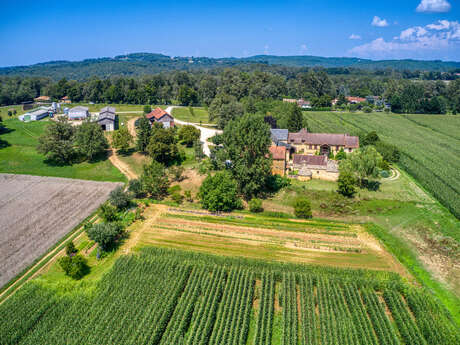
[61,96,69,100]
[347,96,366,103]
[146,107,170,120]
[269,146,286,160]
[34,96,50,101]
[288,129,359,148]
[293,154,327,166]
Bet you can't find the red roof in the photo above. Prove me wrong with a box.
[293,154,327,166]
[288,129,359,148]
[269,146,286,160]
[146,107,170,120]
[347,96,366,103]
[61,96,69,100]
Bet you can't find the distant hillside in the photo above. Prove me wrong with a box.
[1,53,459,80]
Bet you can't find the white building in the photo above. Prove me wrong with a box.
[68,106,90,120]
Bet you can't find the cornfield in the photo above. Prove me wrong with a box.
[304,112,460,219]
[1,248,458,345]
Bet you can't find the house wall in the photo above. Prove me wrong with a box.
[69,111,88,119]
[290,144,356,155]
[311,169,339,181]
[272,159,286,176]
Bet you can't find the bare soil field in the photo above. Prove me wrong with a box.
[0,174,121,287]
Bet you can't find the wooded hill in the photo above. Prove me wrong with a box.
[1,53,459,80]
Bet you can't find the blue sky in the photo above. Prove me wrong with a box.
[0,0,459,67]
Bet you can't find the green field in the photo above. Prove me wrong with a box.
[304,112,460,219]
[0,119,125,182]
[172,107,213,124]
[1,248,458,345]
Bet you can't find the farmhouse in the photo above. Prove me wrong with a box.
[68,106,90,120]
[146,107,174,128]
[97,106,116,131]
[347,96,366,104]
[291,154,339,181]
[269,128,358,181]
[288,128,359,155]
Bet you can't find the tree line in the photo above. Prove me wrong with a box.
[1,68,459,114]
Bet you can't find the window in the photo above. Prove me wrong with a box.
[348,148,352,152]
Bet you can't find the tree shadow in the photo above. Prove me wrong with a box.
[0,139,10,149]
[118,147,136,157]
[361,179,381,191]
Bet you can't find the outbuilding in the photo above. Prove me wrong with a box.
[19,106,51,122]
[68,106,89,120]
[97,106,116,131]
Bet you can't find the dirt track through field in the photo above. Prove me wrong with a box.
[0,174,121,288]
[108,149,138,180]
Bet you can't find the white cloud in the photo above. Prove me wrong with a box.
[349,34,361,40]
[416,0,451,13]
[300,44,308,52]
[263,44,269,54]
[350,20,460,58]
[372,16,389,27]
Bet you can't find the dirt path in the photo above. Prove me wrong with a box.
[108,149,138,180]
[386,168,401,181]
[127,116,139,138]
[166,106,222,157]
[122,204,167,254]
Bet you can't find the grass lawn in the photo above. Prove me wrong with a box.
[0,105,25,119]
[0,119,125,182]
[172,107,213,124]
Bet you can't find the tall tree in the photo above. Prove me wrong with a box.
[37,118,75,164]
[146,126,179,165]
[140,161,170,199]
[112,127,133,153]
[136,116,152,152]
[209,93,244,129]
[74,122,108,161]
[286,103,304,132]
[221,114,272,199]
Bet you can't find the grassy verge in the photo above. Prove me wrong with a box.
[366,222,460,325]
[172,107,213,123]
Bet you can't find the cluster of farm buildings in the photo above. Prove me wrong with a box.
[20,95,174,131]
[269,128,359,181]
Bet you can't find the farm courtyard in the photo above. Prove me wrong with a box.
[0,174,121,287]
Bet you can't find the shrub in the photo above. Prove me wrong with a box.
[171,192,184,204]
[267,174,291,192]
[169,165,184,182]
[337,171,357,198]
[184,190,193,202]
[199,171,242,212]
[335,149,347,160]
[128,179,145,198]
[99,202,119,222]
[167,185,181,194]
[248,198,264,213]
[58,254,89,279]
[294,197,312,219]
[86,223,124,251]
[380,170,390,178]
[109,186,131,209]
[65,241,77,256]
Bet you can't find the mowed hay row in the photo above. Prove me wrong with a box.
[1,248,458,345]
[136,211,401,272]
[0,174,122,287]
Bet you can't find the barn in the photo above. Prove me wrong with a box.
[97,106,116,131]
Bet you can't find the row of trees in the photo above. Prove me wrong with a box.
[2,70,459,114]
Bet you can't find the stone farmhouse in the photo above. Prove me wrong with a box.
[146,107,175,128]
[269,128,359,181]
